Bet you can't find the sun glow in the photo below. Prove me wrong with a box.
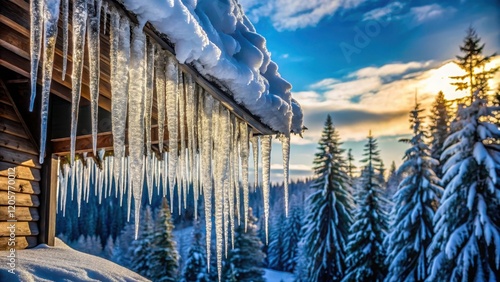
[421,57,500,101]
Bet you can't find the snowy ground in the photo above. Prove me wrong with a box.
[263,268,295,282]
[0,239,148,282]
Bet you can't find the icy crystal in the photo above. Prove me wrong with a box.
[212,100,223,281]
[70,0,87,163]
[251,135,260,190]
[280,135,291,217]
[61,0,68,80]
[239,122,250,230]
[39,0,60,164]
[87,0,102,155]
[166,57,178,209]
[145,39,155,156]
[155,50,167,153]
[261,135,272,244]
[128,26,147,239]
[29,0,43,112]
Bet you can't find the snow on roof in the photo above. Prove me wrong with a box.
[0,239,149,281]
[121,0,304,134]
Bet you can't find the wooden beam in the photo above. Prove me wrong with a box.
[38,155,57,247]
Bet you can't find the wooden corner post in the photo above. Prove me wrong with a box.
[38,155,58,246]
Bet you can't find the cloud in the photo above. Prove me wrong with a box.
[292,56,500,145]
[362,2,404,21]
[239,0,365,31]
[362,3,456,26]
[410,4,454,23]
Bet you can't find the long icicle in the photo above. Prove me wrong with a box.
[239,122,250,230]
[280,135,291,217]
[69,0,88,164]
[61,0,69,80]
[166,56,178,212]
[29,0,43,112]
[87,0,102,156]
[251,135,260,190]
[179,71,187,211]
[201,92,214,272]
[261,135,272,244]
[128,26,147,239]
[145,40,155,204]
[39,0,61,164]
[155,50,167,154]
[212,100,223,282]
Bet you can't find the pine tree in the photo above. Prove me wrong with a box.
[377,160,386,187]
[347,148,356,178]
[301,115,354,281]
[130,206,155,277]
[428,91,450,178]
[385,101,442,282]
[268,213,286,270]
[148,199,180,282]
[181,220,209,282]
[428,29,500,281]
[222,208,265,282]
[450,27,498,101]
[343,132,389,282]
[104,235,115,260]
[282,206,302,273]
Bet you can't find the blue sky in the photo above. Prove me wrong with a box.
[238,0,500,181]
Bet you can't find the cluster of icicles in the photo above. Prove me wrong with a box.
[31,0,291,279]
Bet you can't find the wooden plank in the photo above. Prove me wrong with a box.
[0,162,41,181]
[0,236,37,250]
[0,146,41,169]
[0,177,40,194]
[0,102,19,122]
[0,222,38,236]
[0,206,39,221]
[0,132,37,155]
[0,191,40,207]
[0,118,28,139]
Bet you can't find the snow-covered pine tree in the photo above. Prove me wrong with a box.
[377,160,386,187]
[343,132,389,282]
[427,28,500,281]
[181,220,209,282]
[385,101,442,282]
[429,91,450,178]
[282,205,302,273]
[130,206,155,277]
[104,235,115,260]
[148,198,180,282]
[300,115,354,281]
[268,213,286,270]
[222,208,265,282]
[384,161,399,203]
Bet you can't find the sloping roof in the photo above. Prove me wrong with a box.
[119,0,304,134]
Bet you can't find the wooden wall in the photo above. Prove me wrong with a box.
[0,81,39,250]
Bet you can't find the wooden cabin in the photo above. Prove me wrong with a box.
[0,0,295,251]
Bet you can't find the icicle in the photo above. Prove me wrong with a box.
[112,13,130,187]
[70,161,75,200]
[62,163,70,216]
[261,135,272,244]
[84,155,91,203]
[77,158,83,217]
[128,26,147,240]
[56,157,61,213]
[239,122,250,230]
[162,152,168,197]
[103,156,108,201]
[179,71,187,210]
[39,0,61,164]
[70,0,88,163]
[166,56,178,208]
[231,115,241,228]
[87,0,102,156]
[109,156,114,197]
[145,39,155,156]
[201,92,214,272]
[61,0,68,80]
[212,100,223,281]
[155,50,167,153]
[126,157,132,222]
[29,0,43,112]
[186,74,195,186]
[280,135,291,217]
[119,157,126,207]
[146,155,154,204]
[251,135,259,190]
[102,1,108,35]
